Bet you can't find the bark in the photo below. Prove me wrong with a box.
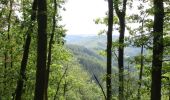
[137,44,144,100]
[15,34,31,100]
[114,0,127,99]
[151,0,164,100]
[44,0,57,99]
[106,0,113,100]
[14,0,37,99]
[118,16,125,100]
[34,0,47,99]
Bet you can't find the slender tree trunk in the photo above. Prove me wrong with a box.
[53,67,68,100]
[15,34,31,100]
[8,0,13,68]
[63,79,67,97]
[7,0,12,40]
[114,0,127,99]
[151,0,164,100]
[93,74,106,100]
[137,44,144,100]
[126,62,130,99]
[106,0,113,100]
[44,0,57,99]
[118,16,125,100]
[137,15,146,100]
[3,52,7,95]
[34,0,47,99]
[3,0,13,95]
[14,0,37,99]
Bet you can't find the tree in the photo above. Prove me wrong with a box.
[34,0,47,99]
[14,0,37,99]
[114,0,127,99]
[3,0,13,94]
[44,0,57,99]
[151,0,164,99]
[106,0,113,99]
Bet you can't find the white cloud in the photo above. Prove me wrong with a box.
[61,0,108,35]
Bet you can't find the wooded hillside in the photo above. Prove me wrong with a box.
[0,0,170,100]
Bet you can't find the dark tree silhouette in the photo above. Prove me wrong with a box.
[15,0,37,100]
[34,0,47,99]
[44,0,57,99]
[151,0,164,100]
[114,0,127,99]
[107,0,113,100]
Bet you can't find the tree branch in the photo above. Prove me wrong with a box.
[93,74,106,100]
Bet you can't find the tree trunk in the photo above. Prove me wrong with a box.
[8,0,13,68]
[151,0,164,100]
[53,67,68,100]
[93,74,106,100]
[106,0,113,100]
[118,16,125,100]
[114,0,127,99]
[44,0,57,99]
[3,0,13,95]
[34,0,47,99]
[15,0,37,99]
[63,79,67,97]
[137,44,144,100]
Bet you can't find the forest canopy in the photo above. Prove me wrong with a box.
[0,0,170,100]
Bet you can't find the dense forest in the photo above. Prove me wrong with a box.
[0,0,170,100]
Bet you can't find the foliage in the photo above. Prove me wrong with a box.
[0,0,170,99]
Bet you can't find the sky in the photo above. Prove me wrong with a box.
[61,0,108,35]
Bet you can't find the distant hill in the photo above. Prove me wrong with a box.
[65,35,107,51]
[65,35,144,57]
[65,35,145,81]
